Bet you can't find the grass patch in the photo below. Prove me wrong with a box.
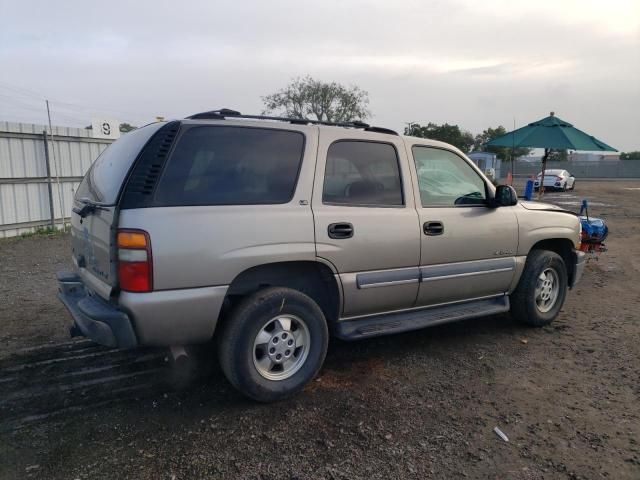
[18,225,69,239]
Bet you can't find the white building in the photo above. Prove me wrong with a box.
[467,151,501,179]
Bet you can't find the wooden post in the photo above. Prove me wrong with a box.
[538,148,550,199]
[42,131,56,227]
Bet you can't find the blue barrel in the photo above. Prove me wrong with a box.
[524,179,534,200]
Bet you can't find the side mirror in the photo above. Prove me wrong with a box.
[491,185,518,207]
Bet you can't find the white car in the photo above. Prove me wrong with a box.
[534,169,576,191]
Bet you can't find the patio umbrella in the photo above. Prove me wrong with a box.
[486,112,617,197]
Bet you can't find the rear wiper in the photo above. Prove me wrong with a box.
[72,198,109,218]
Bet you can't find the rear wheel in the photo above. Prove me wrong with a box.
[511,250,568,327]
[217,287,328,402]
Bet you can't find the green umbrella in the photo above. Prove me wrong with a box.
[486,112,617,197]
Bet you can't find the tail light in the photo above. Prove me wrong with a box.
[556,176,563,180]
[117,229,152,292]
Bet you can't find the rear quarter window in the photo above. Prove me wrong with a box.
[153,126,305,206]
[75,123,163,204]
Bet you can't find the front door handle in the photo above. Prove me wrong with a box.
[328,222,354,239]
[423,221,444,236]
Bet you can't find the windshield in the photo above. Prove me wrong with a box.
[75,123,164,204]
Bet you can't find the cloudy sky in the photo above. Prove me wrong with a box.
[1,0,638,151]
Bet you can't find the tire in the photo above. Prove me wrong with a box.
[562,182,567,191]
[511,250,568,327]
[570,181,575,191]
[217,287,328,402]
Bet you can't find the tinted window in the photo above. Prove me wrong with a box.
[153,126,304,206]
[412,147,486,206]
[322,141,403,206]
[75,123,163,204]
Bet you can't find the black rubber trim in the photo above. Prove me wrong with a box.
[420,258,515,280]
[356,267,420,289]
[119,121,181,209]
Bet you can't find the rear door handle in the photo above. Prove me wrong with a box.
[423,221,444,236]
[328,222,354,239]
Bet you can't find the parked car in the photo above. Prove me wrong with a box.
[58,110,586,402]
[534,169,576,191]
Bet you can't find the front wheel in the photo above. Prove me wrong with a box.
[217,287,328,402]
[511,250,568,327]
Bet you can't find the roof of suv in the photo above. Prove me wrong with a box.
[182,109,466,154]
[185,109,399,136]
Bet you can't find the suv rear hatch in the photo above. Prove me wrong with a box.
[70,122,167,300]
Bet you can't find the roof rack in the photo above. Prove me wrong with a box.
[185,109,398,135]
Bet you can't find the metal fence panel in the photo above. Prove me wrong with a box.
[510,160,640,179]
[0,121,113,238]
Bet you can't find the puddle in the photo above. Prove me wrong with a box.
[553,200,613,207]
[545,194,578,199]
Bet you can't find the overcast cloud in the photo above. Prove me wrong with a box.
[1,0,638,151]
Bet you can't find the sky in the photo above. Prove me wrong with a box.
[1,0,639,152]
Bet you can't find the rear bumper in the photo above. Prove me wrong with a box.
[57,271,228,347]
[534,182,564,189]
[570,250,587,288]
[57,271,137,348]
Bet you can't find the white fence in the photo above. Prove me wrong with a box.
[0,122,113,238]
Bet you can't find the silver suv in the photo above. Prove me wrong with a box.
[58,109,586,401]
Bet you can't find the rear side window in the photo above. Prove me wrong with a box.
[153,126,304,206]
[322,141,403,207]
[75,123,163,204]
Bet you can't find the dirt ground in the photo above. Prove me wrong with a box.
[1,180,639,480]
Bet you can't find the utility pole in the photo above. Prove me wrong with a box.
[405,122,416,135]
[42,131,55,228]
[511,116,516,182]
[46,100,66,229]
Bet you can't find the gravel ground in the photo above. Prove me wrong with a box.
[1,180,639,479]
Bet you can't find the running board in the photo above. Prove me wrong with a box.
[334,296,510,340]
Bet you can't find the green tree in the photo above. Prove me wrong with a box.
[548,149,568,161]
[473,126,532,161]
[119,122,137,133]
[621,151,640,160]
[262,76,370,122]
[404,122,475,153]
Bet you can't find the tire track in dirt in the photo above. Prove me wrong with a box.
[0,340,171,432]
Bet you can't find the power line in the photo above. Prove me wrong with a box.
[0,81,151,122]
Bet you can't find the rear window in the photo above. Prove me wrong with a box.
[75,123,163,204]
[153,126,305,206]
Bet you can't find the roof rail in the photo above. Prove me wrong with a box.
[185,109,398,135]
